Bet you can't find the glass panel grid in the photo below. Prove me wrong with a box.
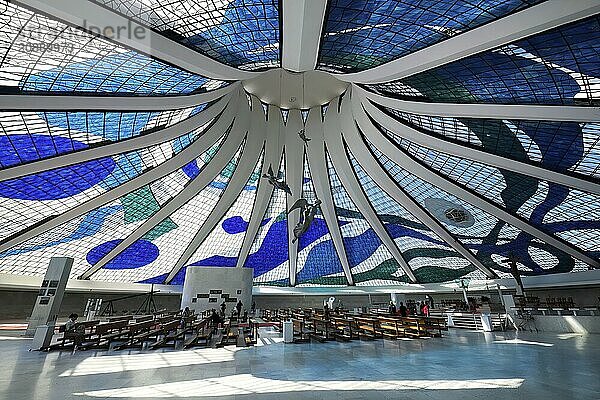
[376,16,600,105]
[296,154,343,285]
[250,153,289,285]
[94,0,280,70]
[319,0,543,73]
[0,2,225,94]
[92,137,245,283]
[367,139,583,276]
[347,146,486,282]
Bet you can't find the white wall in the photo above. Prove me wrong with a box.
[181,267,253,315]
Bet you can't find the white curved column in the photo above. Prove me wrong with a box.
[236,96,283,268]
[326,95,417,283]
[235,107,283,268]
[358,86,600,123]
[336,0,600,83]
[353,100,600,269]
[282,0,328,72]
[284,109,305,286]
[164,100,269,283]
[0,94,232,182]
[361,97,600,196]
[0,100,237,254]
[305,108,354,285]
[14,0,259,81]
[0,84,236,111]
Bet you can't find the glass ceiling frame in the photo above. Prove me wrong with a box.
[0,0,598,284]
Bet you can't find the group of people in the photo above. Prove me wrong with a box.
[388,300,432,317]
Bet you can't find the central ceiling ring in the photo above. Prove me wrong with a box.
[242,68,349,110]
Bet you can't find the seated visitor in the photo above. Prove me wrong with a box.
[63,313,85,348]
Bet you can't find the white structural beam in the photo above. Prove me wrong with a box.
[358,86,600,123]
[354,101,600,269]
[346,104,497,278]
[362,98,600,196]
[336,0,600,84]
[15,0,259,81]
[305,108,354,285]
[0,84,236,111]
[282,0,328,72]
[164,102,268,283]
[284,109,305,286]
[235,101,284,268]
[0,94,232,183]
[0,101,237,254]
[326,96,417,283]
[79,122,247,280]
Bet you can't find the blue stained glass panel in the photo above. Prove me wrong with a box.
[319,0,543,72]
[376,16,600,105]
[94,0,280,70]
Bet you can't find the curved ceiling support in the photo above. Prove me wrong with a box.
[354,101,600,269]
[235,103,284,269]
[305,107,354,285]
[345,104,497,279]
[164,100,269,284]
[361,98,600,196]
[284,110,305,286]
[14,0,259,81]
[79,122,248,280]
[336,0,600,84]
[327,95,417,283]
[0,83,237,111]
[282,0,328,72]
[0,99,238,254]
[0,93,233,183]
[357,86,600,123]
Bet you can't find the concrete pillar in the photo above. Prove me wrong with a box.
[26,257,73,337]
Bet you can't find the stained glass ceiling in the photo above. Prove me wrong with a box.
[0,0,598,287]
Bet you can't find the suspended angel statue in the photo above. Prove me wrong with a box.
[298,129,311,144]
[262,165,292,195]
[288,198,322,243]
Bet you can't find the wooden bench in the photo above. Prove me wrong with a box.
[310,316,335,342]
[354,317,380,340]
[331,317,357,342]
[80,319,131,349]
[113,320,157,350]
[182,319,212,349]
[49,320,100,350]
[292,318,314,343]
[378,316,406,339]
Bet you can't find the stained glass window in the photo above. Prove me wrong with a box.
[319,0,544,73]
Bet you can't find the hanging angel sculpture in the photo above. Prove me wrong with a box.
[298,129,311,144]
[262,165,292,195]
[288,198,322,243]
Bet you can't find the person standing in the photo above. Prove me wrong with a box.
[388,301,397,315]
[220,301,226,317]
[236,300,243,319]
[422,302,430,317]
[399,302,408,318]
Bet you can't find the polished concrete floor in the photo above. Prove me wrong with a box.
[0,327,598,400]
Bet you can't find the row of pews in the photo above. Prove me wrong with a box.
[46,311,260,351]
[262,308,447,343]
